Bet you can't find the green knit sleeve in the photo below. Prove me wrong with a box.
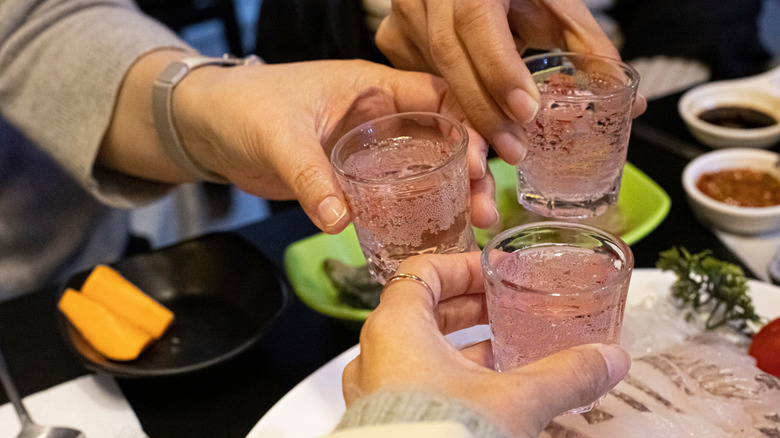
[335,391,509,438]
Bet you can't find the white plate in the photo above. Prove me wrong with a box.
[246,268,780,438]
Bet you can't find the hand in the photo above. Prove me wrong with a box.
[375,0,647,164]
[102,54,498,233]
[342,252,630,437]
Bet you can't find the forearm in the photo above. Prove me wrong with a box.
[98,49,195,183]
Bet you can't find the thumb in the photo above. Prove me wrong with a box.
[511,344,630,420]
[341,356,364,406]
[275,139,351,234]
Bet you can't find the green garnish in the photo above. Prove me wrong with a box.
[656,247,762,335]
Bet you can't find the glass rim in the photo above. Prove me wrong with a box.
[330,111,469,184]
[522,51,640,101]
[480,221,634,296]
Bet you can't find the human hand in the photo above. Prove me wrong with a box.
[342,251,630,437]
[172,59,498,233]
[375,0,647,164]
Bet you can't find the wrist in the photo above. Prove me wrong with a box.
[100,49,194,182]
[152,54,262,183]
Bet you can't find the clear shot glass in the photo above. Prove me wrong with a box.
[517,52,640,218]
[331,112,477,284]
[481,221,634,414]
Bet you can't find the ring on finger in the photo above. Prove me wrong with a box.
[384,273,433,296]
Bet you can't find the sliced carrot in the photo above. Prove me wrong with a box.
[59,288,153,361]
[80,265,174,339]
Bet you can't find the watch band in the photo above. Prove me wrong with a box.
[152,54,261,183]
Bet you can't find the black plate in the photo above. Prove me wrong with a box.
[57,233,288,378]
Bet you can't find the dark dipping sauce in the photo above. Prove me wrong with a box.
[698,106,777,129]
[696,168,780,207]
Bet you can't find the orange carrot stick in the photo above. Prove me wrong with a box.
[59,289,153,361]
[80,265,174,339]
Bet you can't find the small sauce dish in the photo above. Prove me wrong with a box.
[683,148,780,235]
[678,66,780,149]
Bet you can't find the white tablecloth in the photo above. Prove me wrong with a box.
[0,374,147,438]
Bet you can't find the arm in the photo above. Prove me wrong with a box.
[135,59,497,232]
[0,0,192,207]
[0,0,498,232]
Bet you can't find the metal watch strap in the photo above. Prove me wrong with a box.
[152,55,261,183]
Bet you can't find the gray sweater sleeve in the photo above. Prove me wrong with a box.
[335,391,509,438]
[0,0,193,208]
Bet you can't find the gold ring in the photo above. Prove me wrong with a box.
[384,273,433,295]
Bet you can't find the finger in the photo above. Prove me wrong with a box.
[506,344,630,421]
[632,92,647,118]
[458,339,494,369]
[381,270,488,336]
[381,255,488,337]
[294,68,451,234]
[342,356,364,405]
[387,252,485,308]
[376,14,436,74]
[323,88,405,154]
[465,122,498,229]
[470,163,498,229]
[543,0,620,59]
[422,1,527,162]
[435,292,489,334]
[265,132,351,234]
[466,125,488,180]
[454,0,541,124]
[380,68,453,113]
[492,128,528,165]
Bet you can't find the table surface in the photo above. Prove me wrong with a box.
[0,91,777,438]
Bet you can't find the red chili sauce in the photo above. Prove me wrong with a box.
[696,168,780,207]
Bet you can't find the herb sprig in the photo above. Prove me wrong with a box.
[656,247,762,335]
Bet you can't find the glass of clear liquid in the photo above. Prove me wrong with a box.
[331,112,477,284]
[518,52,640,218]
[481,221,634,414]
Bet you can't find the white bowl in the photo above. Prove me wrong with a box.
[678,67,780,149]
[682,148,780,235]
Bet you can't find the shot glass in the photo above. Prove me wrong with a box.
[518,52,640,218]
[481,221,633,414]
[331,112,477,284]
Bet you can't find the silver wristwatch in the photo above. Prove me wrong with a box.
[152,54,261,183]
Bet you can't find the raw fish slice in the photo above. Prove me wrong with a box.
[540,335,780,437]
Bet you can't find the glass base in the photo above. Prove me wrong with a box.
[365,228,478,284]
[517,192,615,218]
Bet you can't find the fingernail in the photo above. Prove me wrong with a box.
[490,204,500,227]
[479,156,487,179]
[599,344,631,388]
[507,88,539,124]
[317,196,348,228]
[492,132,526,165]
